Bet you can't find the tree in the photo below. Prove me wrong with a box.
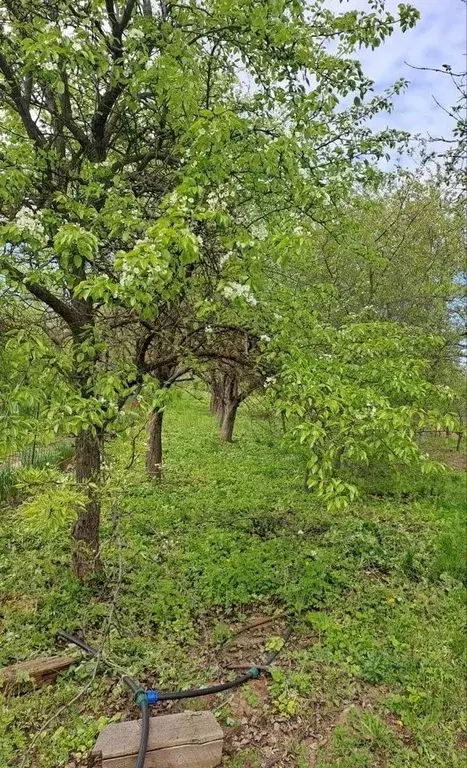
[0,291,71,462]
[136,320,192,479]
[200,326,262,441]
[407,30,466,204]
[245,172,464,507]
[264,315,458,509]
[310,175,464,336]
[0,0,421,576]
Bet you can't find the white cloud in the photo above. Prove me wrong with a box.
[332,0,466,142]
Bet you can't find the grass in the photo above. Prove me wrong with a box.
[0,464,14,503]
[0,390,465,767]
[0,441,74,503]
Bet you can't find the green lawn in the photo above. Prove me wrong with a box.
[1,391,465,767]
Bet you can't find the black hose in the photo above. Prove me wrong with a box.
[135,693,149,768]
[157,670,254,700]
[57,631,141,689]
[121,674,140,696]
[154,625,293,702]
[57,630,99,659]
[57,631,149,768]
[58,624,293,767]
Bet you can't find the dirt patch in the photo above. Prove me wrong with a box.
[426,438,467,472]
[444,450,467,471]
[456,731,467,750]
[381,710,415,748]
[80,615,417,768]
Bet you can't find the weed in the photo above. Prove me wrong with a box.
[0,393,464,767]
[223,748,262,767]
[241,687,259,708]
[212,621,233,647]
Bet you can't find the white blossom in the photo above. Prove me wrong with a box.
[222,281,257,306]
[264,375,277,388]
[126,28,145,41]
[15,207,44,237]
[260,334,271,342]
[219,252,232,267]
[251,223,268,241]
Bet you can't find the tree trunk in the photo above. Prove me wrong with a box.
[209,373,225,424]
[147,408,164,479]
[210,391,224,423]
[220,399,239,442]
[219,372,241,441]
[72,428,102,581]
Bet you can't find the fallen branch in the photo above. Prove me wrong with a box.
[230,614,286,640]
[225,663,272,674]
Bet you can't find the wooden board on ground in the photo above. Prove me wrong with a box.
[92,711,224,768]
[0,655,76,694]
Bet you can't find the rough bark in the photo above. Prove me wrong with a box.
[147,408,164,479]
[220,399,239,442]
[209,373,225,424]
[214,396,225,424]
[72,429,102,581]
[218,372,241,441]
[210,390,223,421]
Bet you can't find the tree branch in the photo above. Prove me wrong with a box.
[91,0,138,157]
[0,257,82,329]
[0,50,46,148]
[136,330,156,371]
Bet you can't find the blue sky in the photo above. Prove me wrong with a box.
[338,0,466,143]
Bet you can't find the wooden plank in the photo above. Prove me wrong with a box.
[94,711,223,757]
[0,655,76,693]
[92,712,223,768]
[99,740,223,768]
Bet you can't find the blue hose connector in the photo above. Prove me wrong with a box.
[147,689,159,705]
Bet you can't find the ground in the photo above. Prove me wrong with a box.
[0,390,465,767]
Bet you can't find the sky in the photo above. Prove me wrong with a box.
[335,0,466,145]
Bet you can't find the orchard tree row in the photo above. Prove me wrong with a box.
[0,1,464,581]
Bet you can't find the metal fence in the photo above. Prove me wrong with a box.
[1,440,73,472]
